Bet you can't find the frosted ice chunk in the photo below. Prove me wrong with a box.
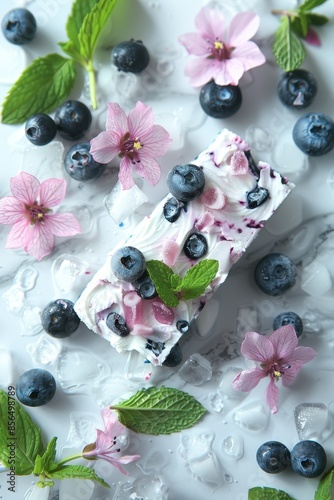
[209,393,225,412]
[294,403,333,442]
[66,412,100,448]
[196,299,220,337]
[93,376,133,407]
[60,205,94,235]
[178,354,212,386]
[26,335,62,365]
[14,266,38,291]
[51,254,91,298]
[0,349,15,388]
[245,126,272,152]
[272,128,309,179]
[222,434,244,460]
[113,474,168,500]
[20,305,43,336]
[105,181,149,223]
[301,259,332,296]
[233,401,270,431]
[266,194,303,236]
[20,141,65,179]
[2,286,25,313]
[217,367,247,400]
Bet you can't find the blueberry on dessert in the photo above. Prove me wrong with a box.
[54,100,92,141]
[293,112,334,156]
[65,143,106,181]
[278,69,317,108]
[163,197,182,223]
[16,369,56,407]
[2,8,37,45]
[25,113,57,146]
[199,81,242,118]
[41,299,81,338]
[111,246,146,282]
[254,253,297,296]
[273,311,303,337]
[246,185,269,209]
[256,441,291,474]
[291,440,327,478]
[167,164,205,202]
[112,40,150,73]
[106,312,129,336]
[183,233,208,259]
[133,270,157,299]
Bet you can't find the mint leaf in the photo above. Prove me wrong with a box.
[306,12,330,25]
[273,15,306,71]
[248,486,297,500]
[1,54,76,124]
[181,259,218,301]
[111,386,206,435]
[315,466,334,500]
[65,0,99,49]
[170,273,183,291]
[47,464,110,488]
[146,260,179,307]
[33,437,57,475]
[299,0,327,11]
[0,389,44,475]
[291,15,309,38]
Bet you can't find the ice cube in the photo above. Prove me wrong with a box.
[20,305,43,336]
[26,335,62,365]
[105,181,149,224]
[232,401,270,431]
[178,354,212,386]
[51,254,91,298]
[235,305,261,339]
[113,474,168,500]
[14,265,39,291]
[301,259,332,296]
[24,483,51,500]
[294,402,333,442]
[222,434,244,460]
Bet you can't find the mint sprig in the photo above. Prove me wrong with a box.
[111,386,206,434]
[248,487,297,499]
[315,465,334,500]
[272,0,329,71]
[1,0,118,124]
[146,259,219,307]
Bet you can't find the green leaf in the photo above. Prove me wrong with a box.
[273,16,306,71]
[315,466,334,500]
[58,41,84,64]
[146,260,179,307]
[47,464,110,488]
[306,12,330,25]
[248,486,297,500]
[111,386,206,435]
[170,273,183,291]
[0,389,44,475]
[291,16,309,38]
[181,259,218,301]
[1,54,76,124]
[65,0,99,49]
[33,437,57,475]
[299,0,328,12]
[78,0,118,63]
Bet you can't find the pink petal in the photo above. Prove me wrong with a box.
[118,157,135,190]
[178,32,212,56]
[281,364,302,387]
[140,124,172,158]
[227,12,260,47]
[6,219,31,249]
[305,26,321,47]
[90,131,121,164]
[0,197,27,224]
[44,213,81,237]
[184,58,218,87]
[39,178,66,207]
[265,378,279,414]
[195,7,225,42]
[288,346,317,365]
[134,156,161,186]
[106,102,128,135]
[213,58,245,86]
[128,101,154,139]
[269,325,298,360]
[26,223,55,261]
[10,171,40,205]
[232,366,266,391]
[231,41,266,72]
[240,331,274,362]
[101,407,125,434]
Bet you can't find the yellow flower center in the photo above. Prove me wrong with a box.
[273,370,282,378]
[214,40,224,50]
[133,140,142,150]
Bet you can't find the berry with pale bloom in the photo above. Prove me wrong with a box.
[0,171,81,261]
[90,101,172,190]
[232,325,317,414]
[178,8,266,87]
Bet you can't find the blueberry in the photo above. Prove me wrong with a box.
[162,343,183,367]
[106,312,129,337]
[254,253,297,296]
[145,339,165,356]
[293,113,334,156]
[176,320,189,333]
[111,246,146,282]
[16,369,56,407]
[199,81,242,118]
[183,233,208,260]
[273,311,303,337]
[247,185,270,209]
[65,142,106,181]
[25,113,57,146]
[2,8,36,45]
[133,270,157,299]
[278,69,317,109]
[112,40,150,73]
[41,299,80,338]
[163,197,182,223]
[256,441,291,474]
[291,440,327,478]
[54,100,92,141]
[167,164,205,202]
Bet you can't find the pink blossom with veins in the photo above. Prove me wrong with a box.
[90,101,172,190]
[232,325,317,414]
[179,8,266,87]
[0,171,81,261]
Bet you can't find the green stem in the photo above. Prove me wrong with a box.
[52,452,83,469]
[87,60,98,109]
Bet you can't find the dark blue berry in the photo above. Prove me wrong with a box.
[111,246,146,282]
[2,8,36,45]
[54,100,92,141]
[273,311,303,337]
[183,233,208,260]
[112,40,150,73]
[278,69,317,109]
[167,164,205,202]
[25,113,57,146]
[176,320,189,333]
[199,81,242,118]
[163,197,182,223]
[16,369,56,407]
[133,270,157,299]
[163,343,183,367]
[41,299,80,338]
[65,142,106,181]
[293,113,334,156]
[106,312,129,337]
[145,339,165,356]
[256,441,291,474]
[291,440,327,478]
[254,253,297,296]
[247,185,269,208]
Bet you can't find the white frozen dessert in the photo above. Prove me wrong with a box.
[75,129,294,365]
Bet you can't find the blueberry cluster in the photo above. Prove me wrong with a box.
[256,440,327,478]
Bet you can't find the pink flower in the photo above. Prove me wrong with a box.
[0,172,81,261]
[178,8,266,87]
[90,101,172,190]
[82,407,140,474]
[232,325,317,414]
